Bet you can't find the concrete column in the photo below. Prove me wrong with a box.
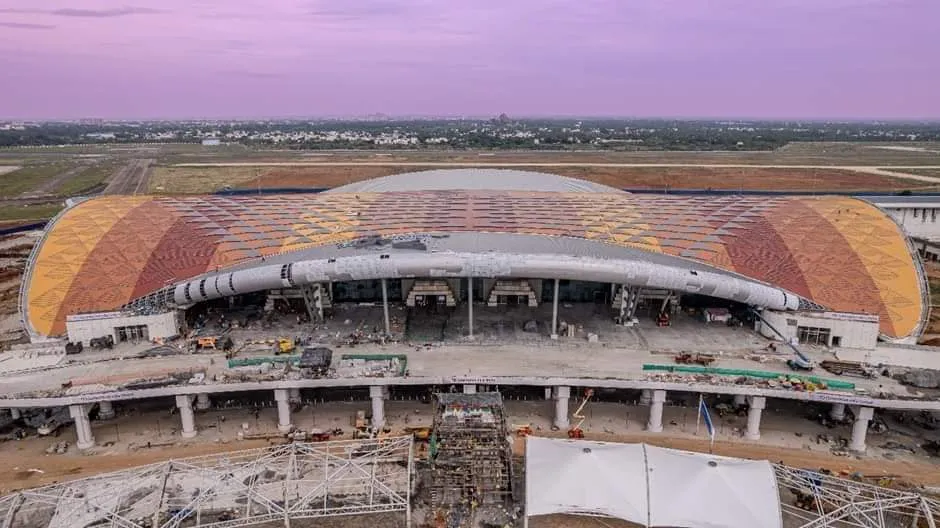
[553,386,571,429]
[647,390,666,432]
[274,389,293,433]
[463,384,477,394]
[370,385,387,429]
[98,400,115,420]
[850,406,874,452]
[195,393,211,411]
[10,408,21,420]
[467,276,474,338]
[544,387,552,400]
[640,389,652,405]
[733,394,747,407]
[551,278,560,338]
[381,278,391,335]
[830,403,846,421]
[175,395,197,439]
[745,396,766,440]
[69,404,95,450]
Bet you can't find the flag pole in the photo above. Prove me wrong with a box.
[695,393,702,436]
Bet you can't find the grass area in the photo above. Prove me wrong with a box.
[55,162,118,196]
[0,163,73,197]
[900,169,940,178]
[148,166,262,193]
[0,202,63,222]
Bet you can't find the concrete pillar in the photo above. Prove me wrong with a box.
[850,406,874,453]
[381,278,391,335]
[553,386,570,429]
[370,385,387,429]
[551,278,560,338]
[273,389,293,433]
[647,390,666,432]
[745,396,766,440]
[10,408,21,420]
[733,394,747,407]
[98,400,115,420]
[69,404,95,450]
[175,395,197,439]
[467,276,474,338]
[463,384,477,394]
[194,393,211,411]
[640,389,652,405]
[544,387,552,400]
[830,403,846,421]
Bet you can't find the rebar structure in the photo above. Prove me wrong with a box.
[0,436,413,528]
[428,392,514,508]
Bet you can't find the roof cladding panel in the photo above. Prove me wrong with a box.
[23,189,925,339]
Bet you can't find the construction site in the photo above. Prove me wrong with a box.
[3,169,940,527]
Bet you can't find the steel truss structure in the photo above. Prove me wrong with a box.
[0,436,413,528]
[775,465,940,528]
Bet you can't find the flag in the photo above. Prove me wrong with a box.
[698,395,716,445]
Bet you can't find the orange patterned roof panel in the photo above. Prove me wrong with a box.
[22,192,926,339]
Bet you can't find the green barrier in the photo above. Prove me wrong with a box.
[642,364,855,391]
[227,355,300,368]
[340,354,408,376]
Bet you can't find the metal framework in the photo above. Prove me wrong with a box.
[0,436,413,528]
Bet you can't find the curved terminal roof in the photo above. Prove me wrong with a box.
[328,168,623,193]
[23,187,925,340]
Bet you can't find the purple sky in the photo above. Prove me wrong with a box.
[1,0,937,120]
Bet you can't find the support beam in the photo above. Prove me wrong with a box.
[551,278,560,338]
[830,403,846,421]
[381,278,391,335]
[639,389,652,406]
[850,406,874,453]
[289,387,301,403]
[467,276,474,339]
[370,385,387,429]
[175,395,197,439]
[544,387,552,400]
[647,390,666,433]
[97,400,115,420]
[274,389,293,433]
[69,404,95,450]
[745,396,766,441]
[733,394,747,407]
[9,408,20,420]
[553,386,570,429]
[462,384,477,394]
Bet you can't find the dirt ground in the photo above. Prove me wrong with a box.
[225,165,913,192]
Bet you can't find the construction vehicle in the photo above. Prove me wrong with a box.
[64,341,83,355]
[819,360,877,379]
[89,335,114,349]
[568,388,594,438]
[749,308,814,371]
[656,311,671,327]
[404,426,433,441]
[674,352,716,366]
[514,424,533,437]
[273,338,296,355]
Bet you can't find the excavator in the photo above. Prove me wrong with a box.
[568,388,594,439]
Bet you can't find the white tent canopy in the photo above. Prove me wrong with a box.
[525,437,782,528]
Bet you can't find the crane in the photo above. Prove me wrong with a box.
[568,388,594,438]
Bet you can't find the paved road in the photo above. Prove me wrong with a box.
[102,158,153,195]
[173,162,940,183]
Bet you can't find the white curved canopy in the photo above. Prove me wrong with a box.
[525,437,782,528]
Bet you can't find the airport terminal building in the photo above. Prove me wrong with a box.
[21,169,929,349]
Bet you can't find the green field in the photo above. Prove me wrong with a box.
[55,162,117,196]
[0,202,63,223]
[0,163,70,197]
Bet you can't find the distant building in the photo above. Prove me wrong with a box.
[201,138,221,146]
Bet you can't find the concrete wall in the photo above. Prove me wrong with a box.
[66,311,180,345]
[758,310,880,350]
[884,206,940,240]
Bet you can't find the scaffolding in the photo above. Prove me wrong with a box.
[0,436,414,528]
[429,392,515,508]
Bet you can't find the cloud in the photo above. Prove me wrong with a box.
[0,21,55,29]
[0,6,163,18]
